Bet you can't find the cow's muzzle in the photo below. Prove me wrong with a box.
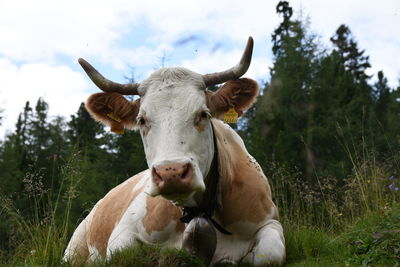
[151,162,194,198]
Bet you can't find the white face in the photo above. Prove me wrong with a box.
[136,68,215,204]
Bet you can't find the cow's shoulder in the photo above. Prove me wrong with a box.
[212,120,277,228]
[87,170,148,256]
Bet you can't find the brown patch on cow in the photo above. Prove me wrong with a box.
[87,172,145,256]
[219,152,275,226]
[78,246,89,263]
[142,196,184,236]
[176,219,186,233]
[211,120,276,226]
[206,78,259,119]
[86,92,140,130]
[193,110,209,132]
[195,123,206,132]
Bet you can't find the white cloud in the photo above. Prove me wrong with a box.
[0,0,150,66]
[0,0,278,65]
[0,0,400,139]
[136,0,279,43]
[2,0,398,83]
[180,48,271,84]
[0,58,89,138]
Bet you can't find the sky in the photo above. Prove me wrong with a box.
[0,0,399,139]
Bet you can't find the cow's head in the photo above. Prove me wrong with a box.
[82,37,259,206]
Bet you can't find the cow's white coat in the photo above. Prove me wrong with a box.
[138,68,214,205]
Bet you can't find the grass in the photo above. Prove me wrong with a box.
[277,135,400,266]
[1,147,399,266]
[284,204,400,266]
[339,205,400,266]
[4,206,398,266]
[0,153,82,267]
[284,226,342,264]
[89,243,204,267]
[65,206,400,266]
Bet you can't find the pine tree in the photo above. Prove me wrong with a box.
[385,84,400,150]
[0,102,34,195]
[25,99,53,188]
[369,71,395,152]
[271,1,293,56]
[330,24,371,82]
[374,71,391,126]
[311,50,357,177]
[29,98,49,157]
[296,25,375,178]
[246,1,321,179]
[68,103,101,149]
[15,101,33,169]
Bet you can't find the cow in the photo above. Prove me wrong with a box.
[64,37,285,266]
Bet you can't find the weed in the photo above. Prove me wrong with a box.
[340,204,400,266]
[0,141,399,266]
[0,152,83,266]
[89,243,204,267]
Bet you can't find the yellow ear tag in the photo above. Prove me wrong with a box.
[107,113,124,134]
[107,113,122,122]
[223,107,238,124]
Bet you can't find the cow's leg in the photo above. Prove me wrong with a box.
[106,227,138,260]
[63,218,89,263]
[105,191,150,260]
[106,204,148,262]
[241,220,285,266]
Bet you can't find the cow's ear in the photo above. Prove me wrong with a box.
[85,92,140,134]
[206,78,259,119]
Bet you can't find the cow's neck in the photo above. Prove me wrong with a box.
[180,121,231,235]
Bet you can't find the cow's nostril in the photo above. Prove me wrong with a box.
[152,167,163,184]
[181,163,191,180]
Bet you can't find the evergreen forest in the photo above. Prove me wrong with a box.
[0,2,399,265]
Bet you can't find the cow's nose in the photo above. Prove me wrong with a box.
[152,162,193,195]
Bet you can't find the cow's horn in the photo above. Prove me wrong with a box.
[78,58,139,95]
[203,36,253,87]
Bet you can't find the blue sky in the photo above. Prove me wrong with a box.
[0,0,399,138]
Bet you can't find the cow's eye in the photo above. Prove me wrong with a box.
[200,111,210,119]
[137,117,146,125]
